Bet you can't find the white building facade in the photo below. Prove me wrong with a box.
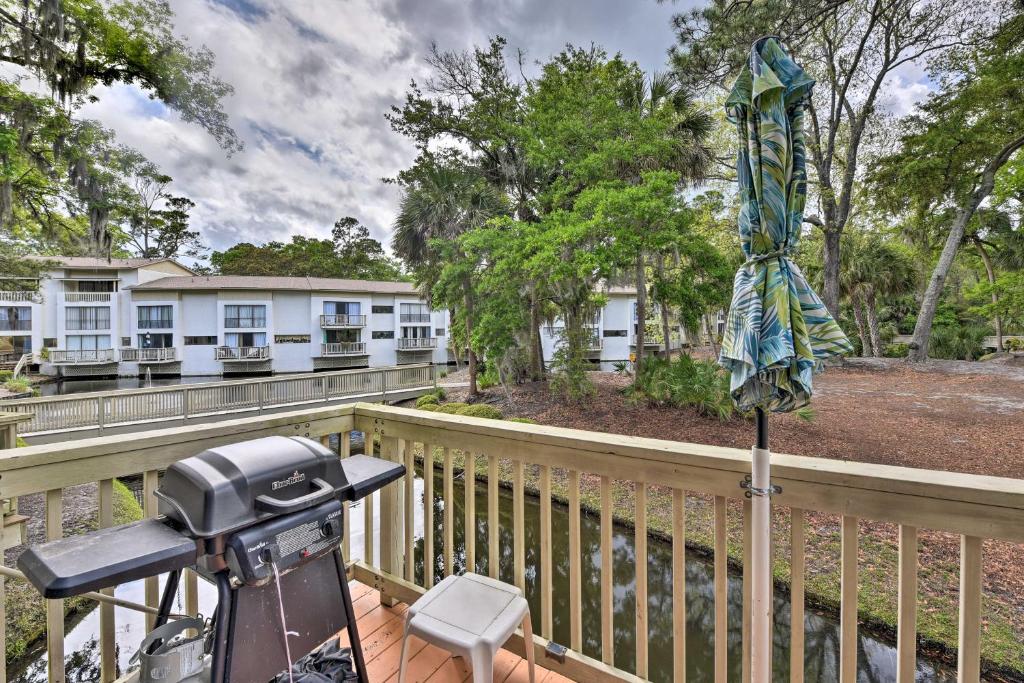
[1,258,690,377]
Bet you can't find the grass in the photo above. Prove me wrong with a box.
[4,480,144,664]
[408,442,1023,677]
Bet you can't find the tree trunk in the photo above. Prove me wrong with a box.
[974,241,1003,352]
[634,255,648,371]
[865,287,883,358]
[822,229,842,318]
[909,134,1024,361]
[465,285,478,396]
[661,302,672,360]
[851,291,871,357]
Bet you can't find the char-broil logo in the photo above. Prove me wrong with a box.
[272,470,306,491]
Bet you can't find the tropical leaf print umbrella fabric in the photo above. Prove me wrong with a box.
[719,37,852,413]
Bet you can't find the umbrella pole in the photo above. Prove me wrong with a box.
[751,407,772,680]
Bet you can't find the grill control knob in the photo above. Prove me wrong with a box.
[320,522,333,538]
[259,548,274,565]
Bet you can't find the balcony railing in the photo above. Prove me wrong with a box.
[396,337,437,350]
[120,347,177,363]
[214,345,271,361]
[321,342,367,356]
[0,291,41,303]
[63,292,111,303]
[0,320,32,332]
[320,314,367,328]
[48,348,117,364]
[399,312,431,323]
[223,317,266,329]
[1,402,1014,683]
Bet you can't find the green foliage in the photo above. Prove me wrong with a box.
[627,355,734,420]
[3,377,31,393]
[415,394,440,408]
[506,417,537,424]
[455,404,504,420]
[0,369,11,381]
[211,218,403,280]
[929,323,989,361]
[477,365,500,390]
[1004,338,1024,352]
[970,271,1024,331]
[435,402,470,414]
[884,343,910,358]
[417,403,440,412]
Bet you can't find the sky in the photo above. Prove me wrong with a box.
[78,0,692,260]
[77,0,934,263]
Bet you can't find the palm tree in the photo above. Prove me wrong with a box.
[393,161,506,395]
[962,209,1024,352]
[842,232,917,356]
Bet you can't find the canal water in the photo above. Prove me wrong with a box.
[37,375,224,396]
[12,441,959,682]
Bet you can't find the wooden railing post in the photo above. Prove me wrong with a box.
[97,396,105,434]
[98,479,116,682]
[143,470,160,632]
[443,448,454,578]
[45,488,64,683]
[423,443,435,588]
[958,535,982,683]
[378,435,404,606]
[791,508,806,683]
[897,524,918,683]
[840,516,859,683]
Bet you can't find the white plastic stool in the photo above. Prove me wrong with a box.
[397,572,535,683]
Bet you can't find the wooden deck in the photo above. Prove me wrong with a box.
[343,580,571,682]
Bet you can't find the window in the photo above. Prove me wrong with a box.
[138,333,173,348]
[325,329,359,343]
[275,334,310,344]
[0,306,31,332]
[66,334,112,350]
[138,305,173,329]
[435,328,446,337]
[75,280,115,292]
[323,301,360,315]
[399,303,430,323]
[371,305,393,314]
[224,304,266,328]
[401,326,431,339]
[224,332,266,347]
[0,336,31,354]
[603,330,628,337]
[66,306,110,330]
[185,336,217,346]
[43,337,57,348]
[371,330,394,339]
[121,337,131,346]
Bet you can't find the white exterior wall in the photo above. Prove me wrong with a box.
[273,291,314,373]
[180,293,220,375]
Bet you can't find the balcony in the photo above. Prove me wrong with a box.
[396,337,437,350]
[400,312,431,323]
[48,348,118,364]
[120,347,177,363]
[320,314,367,328]
[0,320,32,332]
[63,292,111,303]
[1,403,1012,683]
[214,345,271,361]
[320,342,367,356]
[0,291,41,303]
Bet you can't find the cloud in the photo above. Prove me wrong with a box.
[76,0,687,263]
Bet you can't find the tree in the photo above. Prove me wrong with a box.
[393,160,507,396]
[841,231,918,356]
[331,216,403,281]
[669,0,987,317]
[871,12,1024,360]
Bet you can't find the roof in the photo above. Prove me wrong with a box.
[130,275,420,294]
[28,256,196,273]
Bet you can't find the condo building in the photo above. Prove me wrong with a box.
[1,257,697,378]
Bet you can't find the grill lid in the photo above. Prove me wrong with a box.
[156,436,349,538]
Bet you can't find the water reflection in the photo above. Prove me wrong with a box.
[38,376,222,396]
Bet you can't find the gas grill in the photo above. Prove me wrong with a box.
[18,435,405,683]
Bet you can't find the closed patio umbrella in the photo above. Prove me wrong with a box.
[719,36,852,679]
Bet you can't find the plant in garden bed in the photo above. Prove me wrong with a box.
[625,354,734,419]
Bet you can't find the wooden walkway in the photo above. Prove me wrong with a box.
[343,580,571,683]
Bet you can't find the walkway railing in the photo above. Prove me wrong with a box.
[1,402,1019,683]
[3,365,434,436]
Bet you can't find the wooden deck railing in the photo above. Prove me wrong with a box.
[3,365,434,436]
[1,402,1021,682]
[119,348,177,363]
[48,349,118,364]
[62,292,111,303]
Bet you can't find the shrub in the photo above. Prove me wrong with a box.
[436,402,470,414]
[627,355,734,420]
[416,394,440,408]
[883,343,909,358]
[439,370,448,378]
[3,378,31,394]
[1004,337,1024,352]
[0,370,12,381]
[456,404,504,420]
[930,323,988,361]
[507,417,537,424]
[418,403,440,412]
